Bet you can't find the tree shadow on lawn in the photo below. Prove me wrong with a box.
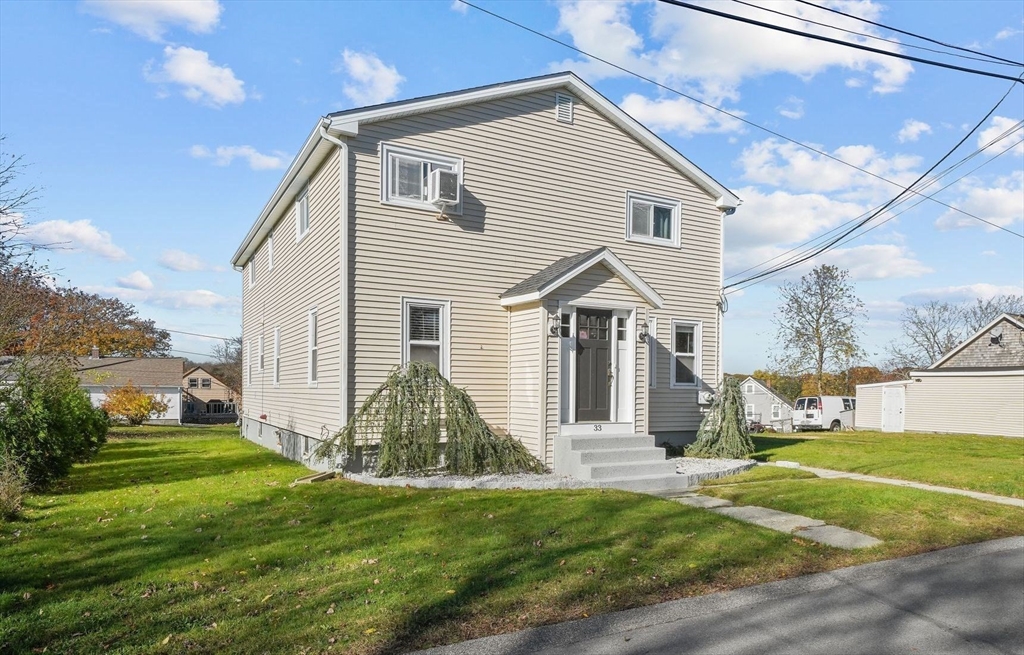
[751,435,814,461]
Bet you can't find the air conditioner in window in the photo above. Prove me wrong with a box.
[427,169,460,206]
[698,390,715,405]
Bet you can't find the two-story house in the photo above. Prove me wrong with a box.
[232,72,740,482]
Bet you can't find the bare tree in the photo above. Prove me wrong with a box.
[963,294,1024,332]
[0,135,39,256]
[886,301,966,372]
[211,335,242,394]
[772,265,865,396]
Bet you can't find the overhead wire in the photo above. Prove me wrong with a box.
[794,0,1024,67]
[162,327,235,341]
[730,0,1024,68]
[455,0,1020,229]
[657,0,1024,83]
[724,119,1024,283]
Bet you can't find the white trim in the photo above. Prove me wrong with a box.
[295,186,310,242]
[911,368,1024,378]
[771,404,782,420]
[245,339,251,387]
[248,258,255,288]
[929,313,1024,369]
[856,380,913,389]
[272,327,281,387]
[624,191,681,249]
[267,232,274,271]
[559,422,632,436]
[745,403,755,419]
[307,308,318,386]
[559,303,636,428]
[648,316,658,389]
[554,92,574,124]
[379,142,464,214]
[400,297,452,378]
[670,319,702,389]
[500,249,664,309]
[257,335,265,372]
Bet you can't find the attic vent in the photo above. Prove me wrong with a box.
[555,93,574,124]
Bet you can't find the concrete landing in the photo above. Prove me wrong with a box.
[712,505,826,532]
[795,525,883,549]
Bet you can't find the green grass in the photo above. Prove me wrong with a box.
[753,431,1024,498]
[700,465,817,486]
[1,426,1021,655]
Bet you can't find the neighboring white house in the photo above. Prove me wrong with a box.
[232,72,740,487]
[76,352,184,425]
[739,376,794,432]
[856,313,1024,437]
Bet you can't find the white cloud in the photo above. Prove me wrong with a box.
[336,50,404,106]
[550,0,913,102]
[897,119,931,143]
[190,144,287,170]
[820,244,932,280]
[982,250,997,256]
[84,285,240,312]
[776,96,804,120]
[995,27,1022,40]
[21,219,129,261]
[977,115,1024,155]
[145,46,246,107]
[81,0,222,42]
[901,283,1024,305]
[450,0,468,13]
[737,138,921,202]
[935,172,1024,231]
[116,270,154,290]
[158,249,223,272]
[619,94,745,136]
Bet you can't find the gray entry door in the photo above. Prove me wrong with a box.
[576,309,612,422]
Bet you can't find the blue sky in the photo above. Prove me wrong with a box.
[1,0,1021,371]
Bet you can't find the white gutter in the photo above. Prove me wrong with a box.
[317,122,351,427]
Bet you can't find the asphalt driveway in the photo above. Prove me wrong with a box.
[415,536,1024,655]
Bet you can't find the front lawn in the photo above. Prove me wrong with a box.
[2,427,1020,654]
[754,431,1024,498]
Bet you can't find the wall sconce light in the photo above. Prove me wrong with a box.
[549,313,561,337]
[637,320,649,343]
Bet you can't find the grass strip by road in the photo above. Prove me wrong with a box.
[1,426,1020,655]
[753,431,1024,498]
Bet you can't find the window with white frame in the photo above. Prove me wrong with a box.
[201,378,211,389]
[670,320,700,387]
[307,309,318,384]
[245,340,252,386]
[296,187,309,241]
[248,258,256,288]
[402,298,450,377]
[746,404,755,419]
[771,404,782,420]
[273,327,281,385]
[745,382,754,394]
[188,377,198,389]
[381,143,462,212]
[267,232,274,270]
[258,335,265,371]
[626,192,681,247]
[648,317,658,389]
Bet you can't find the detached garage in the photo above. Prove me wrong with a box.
[856,314,1024,438]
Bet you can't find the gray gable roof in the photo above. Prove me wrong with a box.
[501,248,606,299]
[76,357,185,388]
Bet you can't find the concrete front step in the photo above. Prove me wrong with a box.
[587,460,679,479]
[578,447,669,465]
[563,434,655,450]
[595,473,698,493]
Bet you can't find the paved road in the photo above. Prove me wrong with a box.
[415,537,1024,655]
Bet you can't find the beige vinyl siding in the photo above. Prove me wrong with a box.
[905,374,1023,437]
[854,385,884,430]
[508,303,542,453]
[241,150,341,441]
[348,89,722,437]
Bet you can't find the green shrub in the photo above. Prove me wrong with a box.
[686,376,755,459]
[0,360,109,489]
[0,448,27,520]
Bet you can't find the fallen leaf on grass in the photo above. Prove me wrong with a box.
[364,628,376,635]
[161,634,171,645]
[261,594,273,603]
[445,590,455,594]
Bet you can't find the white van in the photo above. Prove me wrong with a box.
[792,396,855,432]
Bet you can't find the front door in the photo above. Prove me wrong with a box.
[576,308,612,421]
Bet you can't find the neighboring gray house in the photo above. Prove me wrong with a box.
[739,376,794,432]
[76,353,184,425]
[232,72,741,489]
[856,313,1023,437]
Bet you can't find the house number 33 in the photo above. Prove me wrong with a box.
[593,424,603,432]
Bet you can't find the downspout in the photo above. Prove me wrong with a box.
[717,206,734,389]
[318,121,350,430]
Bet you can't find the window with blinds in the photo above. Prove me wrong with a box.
[402,299,449,376]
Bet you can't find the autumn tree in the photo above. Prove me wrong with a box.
[209,335,242,394]
[887,295,1024,372]
[772,265,865,396]
[101,382,170,426]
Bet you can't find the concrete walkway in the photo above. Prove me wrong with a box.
[781,463,1024,508]
[413,537,1024,655]
[675,494,882,549]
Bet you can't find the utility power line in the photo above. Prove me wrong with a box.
[162,328,235,341]
[657,0,1024,84]
[456,0,1018,229]
[794,0,1024,67]
[730,0,1024,68]
[169,348,219,359]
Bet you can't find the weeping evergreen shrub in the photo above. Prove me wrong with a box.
[685,376,755,459]
[314,362,544,477]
